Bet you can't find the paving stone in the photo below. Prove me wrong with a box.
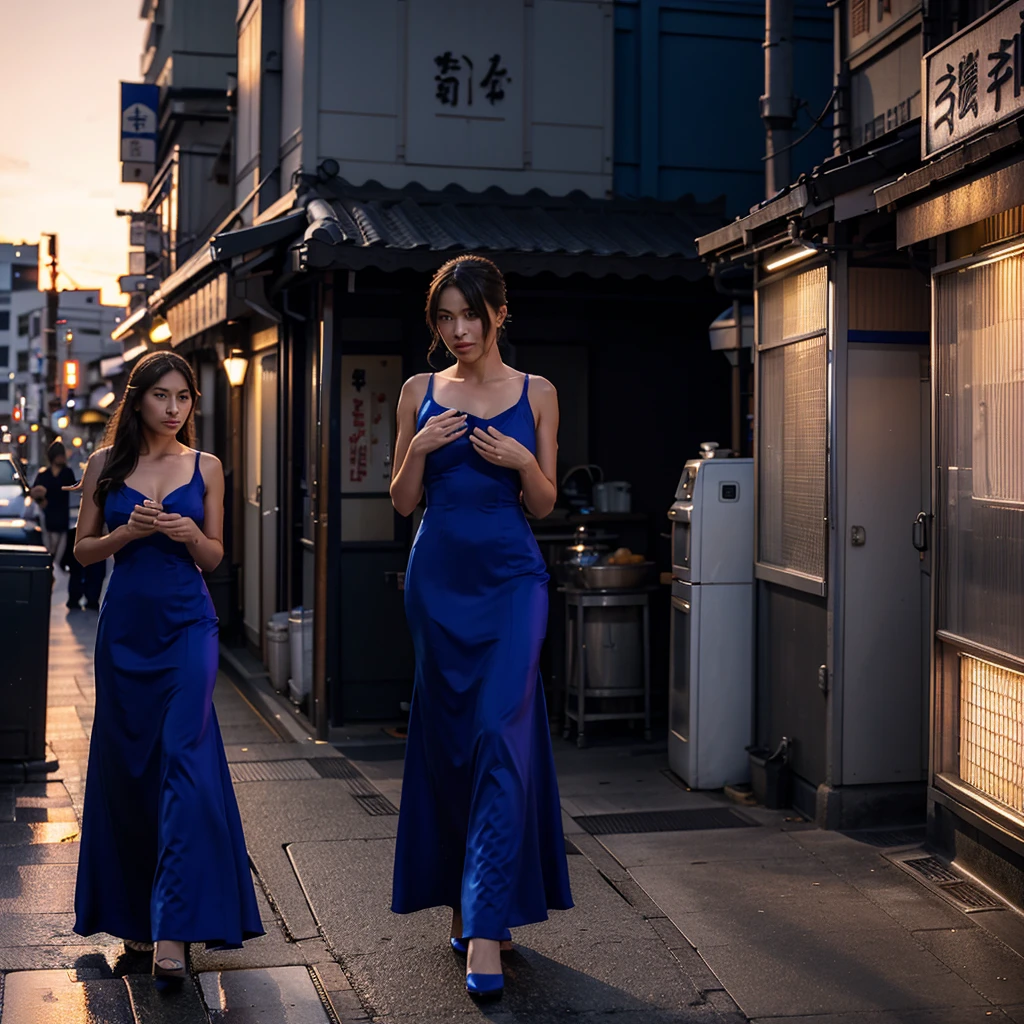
[748,1011,1006,1024]
[13,783,73,806]
[911,926,1024,1004]
[288,838,715,1021]
[14,806,78,823]
[0,863,77,913]
[0,913,94,947]
[0,821,79,847]
[0,969,133,1024]
[198,965,330,1023]
[124,974,211,1024]
[0,843,79,866]
[599,827,808,869]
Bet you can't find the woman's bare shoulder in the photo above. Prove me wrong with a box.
[399,373,432,407]
[197,450,223,475]
[527,375,557,400]
[88,446,113,470]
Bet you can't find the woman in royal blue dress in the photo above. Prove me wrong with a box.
[390,255,573,1000]
[71,351,263,980]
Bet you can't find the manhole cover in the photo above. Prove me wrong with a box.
[229,760,321,783]
[574,808,757,835]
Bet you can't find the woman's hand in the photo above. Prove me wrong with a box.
[470,425,533,471]
[61,481,83,493]
[126,501,163,537]
[153,512,203,546]
[410,409,468,456]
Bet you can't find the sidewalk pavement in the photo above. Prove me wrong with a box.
[0,572,1022,1023]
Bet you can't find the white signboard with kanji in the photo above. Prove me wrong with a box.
[339,355,402,494]
[923,0,1024,158]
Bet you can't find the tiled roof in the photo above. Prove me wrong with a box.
[304,180,726,280]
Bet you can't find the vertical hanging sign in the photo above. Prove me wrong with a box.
[120,82,159,184]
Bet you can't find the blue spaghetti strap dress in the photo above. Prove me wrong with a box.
[391,374,574,939]
[74,451,263,949]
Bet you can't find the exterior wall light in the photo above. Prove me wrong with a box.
[72,437,83,448]
[223,351,249,387]
[98,391,116,409]
[764,243,819,273]
[149,316,172,343]
[57,416,70,430]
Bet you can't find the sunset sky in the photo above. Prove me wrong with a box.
[0,1,147,306]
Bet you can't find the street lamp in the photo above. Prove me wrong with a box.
[149,316,172,343]
[223,350,249,387]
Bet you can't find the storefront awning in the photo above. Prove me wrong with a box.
[211,180,726,282]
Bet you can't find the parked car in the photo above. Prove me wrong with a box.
[0,453,45,546]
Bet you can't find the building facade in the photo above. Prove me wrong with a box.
[698,0,1024,906]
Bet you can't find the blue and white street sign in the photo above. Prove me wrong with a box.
[120,82,159,182]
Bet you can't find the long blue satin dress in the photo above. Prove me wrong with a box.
[392,374,574,939]
[74,451,264,949]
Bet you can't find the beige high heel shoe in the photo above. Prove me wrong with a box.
[152,940,187,980]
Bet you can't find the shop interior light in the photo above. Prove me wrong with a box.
[969,240,1024,269]
[223,350,249,387]
[98,391,116,409]
[764,242,819,273]
[149,316,172,343]
[72,437,83,448]
[57,416,69,430]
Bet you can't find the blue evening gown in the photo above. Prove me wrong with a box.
[74,451,263,949]
[391,374,574,940]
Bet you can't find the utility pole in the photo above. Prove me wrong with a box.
[41,234,59,436]
[761,0,796,197]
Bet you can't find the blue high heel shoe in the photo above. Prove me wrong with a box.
[465,972,504,1000]
[450,929,512,956]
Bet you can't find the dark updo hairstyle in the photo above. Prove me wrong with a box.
[93,350,200,508]
[424,254,509,365]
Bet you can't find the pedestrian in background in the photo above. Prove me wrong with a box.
[30,441,76,573]
[69,350,263,982]
[389,256,573,1002]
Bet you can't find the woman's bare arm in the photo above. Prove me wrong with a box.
[72,449,145,566]
[519,377,559,519]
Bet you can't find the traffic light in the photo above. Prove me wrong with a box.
[64,360,79,389]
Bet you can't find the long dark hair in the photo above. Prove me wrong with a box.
[424,254,509,365]
[94,351,200,508]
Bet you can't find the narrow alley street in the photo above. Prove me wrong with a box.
[1,577,1023,1023]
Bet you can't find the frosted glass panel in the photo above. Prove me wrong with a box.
[757,264,828,580]
[935,254,1024,658]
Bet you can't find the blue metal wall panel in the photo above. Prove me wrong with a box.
[614,0,833,215]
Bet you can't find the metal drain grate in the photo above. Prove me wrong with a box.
[898,855,1006,913]
[575,808,757,836]
[843,828,927,849]
[903,855,960,884]
[354,794,398,816]
[310,758,361,781]
[943,880,1004,910]
[229,760,322,783]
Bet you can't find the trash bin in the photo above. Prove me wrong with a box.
[266,612,290,693]
[0,544,53,765]
[288,606,314,704]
